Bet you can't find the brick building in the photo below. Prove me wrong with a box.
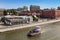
[41,9,60,19]
[55,10,60,18]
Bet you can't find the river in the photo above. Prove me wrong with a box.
[0,22,60,40]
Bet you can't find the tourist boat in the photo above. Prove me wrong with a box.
[1,15,33,25]
[27,26,41,37]
[1,17,13,25]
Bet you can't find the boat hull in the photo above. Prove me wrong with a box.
[27,32,41,37]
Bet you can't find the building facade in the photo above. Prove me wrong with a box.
[30,5,40,13]
[23,6,28,11]
[0,9,4,16]
[55,10,60,18]
[41,9,60,19]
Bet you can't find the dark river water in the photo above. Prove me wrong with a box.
[0,22,60,40]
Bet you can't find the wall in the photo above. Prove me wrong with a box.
[55,10,60,18]
[0,10,4,16]
[41,10,55,19]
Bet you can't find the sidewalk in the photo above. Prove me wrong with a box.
[0,19,60,32]
[0,19,58,29]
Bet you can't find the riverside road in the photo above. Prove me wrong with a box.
[0,19,60,32]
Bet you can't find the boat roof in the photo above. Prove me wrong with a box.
[4,15,31,19]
